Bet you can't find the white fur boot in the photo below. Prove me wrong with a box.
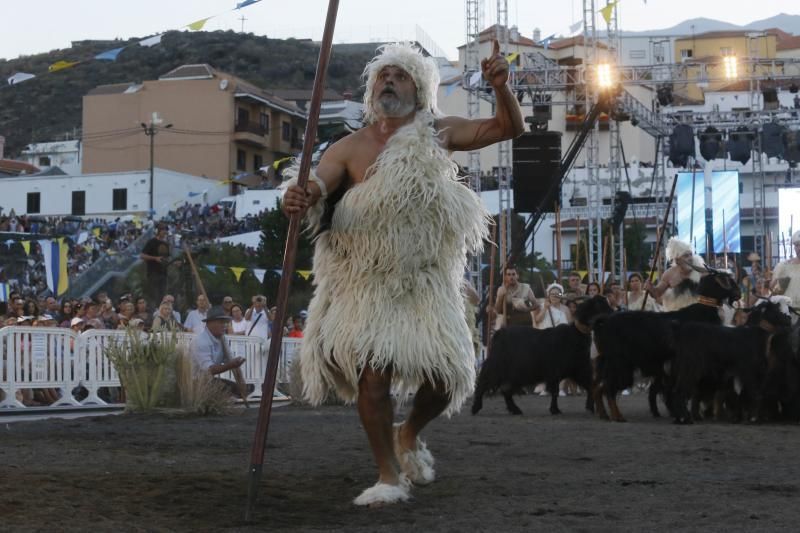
[353,475,411,507]
[393,423,436,485]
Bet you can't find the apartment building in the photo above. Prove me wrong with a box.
[82,64,307,181]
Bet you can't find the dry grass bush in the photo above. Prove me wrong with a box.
[174,347,232,416]
[105,327,231,415]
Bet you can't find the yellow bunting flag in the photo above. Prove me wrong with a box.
[21,241,31,255]
[49,60,80,72]
[230,267,246,282]
[187,17,212,31]
[599,1,618,25]
[297,270,312,281]
[505,52,519,63]
[577,270,588,280]
[92,228,101,237]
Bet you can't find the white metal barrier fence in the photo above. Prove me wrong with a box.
[0,326,300,409]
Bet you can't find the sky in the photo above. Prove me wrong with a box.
[1,0,799,61]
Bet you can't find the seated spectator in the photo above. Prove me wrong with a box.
[83,301,105,330]
[152,302,182,331]
[117,301,136,329]
[222,296,234,316]
[133,297,151,325]
[154,295,182,324]
[189,306,245,392]
[229,304,249,335]
[184,294,210,333]
[287,317,304,338]
[58,301,75,328]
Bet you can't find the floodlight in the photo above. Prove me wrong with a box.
[723,55,738,80]
[596,63,614,89]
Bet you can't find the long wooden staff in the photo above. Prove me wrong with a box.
[641,173,680,310]
[537,275,555,327]
[555,202,562,283]
[601,234,610,293]
[623,248,628,307]
[485,222,498,358]
[245,0,339,521]
[182,242,249,407]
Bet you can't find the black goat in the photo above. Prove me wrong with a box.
[471,296,612,416]
[592,270,740,422]
[671,299,793,424]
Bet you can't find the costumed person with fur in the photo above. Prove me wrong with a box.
[644,237,706,311]
[771,230,800,322]
[282,40,524,506]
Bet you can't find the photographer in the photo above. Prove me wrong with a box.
[244,294,270,339]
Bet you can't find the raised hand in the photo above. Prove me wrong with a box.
[481,39,510,88]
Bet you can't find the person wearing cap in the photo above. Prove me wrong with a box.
[190,306,245,378]
[244,295,269,339]
[771,230,800,311]
[533,283,571,329]
[70,317,85,333]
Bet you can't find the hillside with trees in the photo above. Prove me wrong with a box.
[0,31,377,157]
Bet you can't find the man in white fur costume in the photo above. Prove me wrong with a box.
[644,237,706,311]
[283,41,523,506]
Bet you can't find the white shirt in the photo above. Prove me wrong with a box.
[248,309,270,339]
[231,318,250,335]
[183,308,208,333]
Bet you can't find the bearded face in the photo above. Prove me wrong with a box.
[373,66,418,119]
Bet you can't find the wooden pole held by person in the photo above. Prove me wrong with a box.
[182,242,249,408]
[555,202,562,283]
[245,0,340,522]
[486,221,499,357]
[641,172,680,310]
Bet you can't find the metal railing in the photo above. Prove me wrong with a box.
[0,326,299,409]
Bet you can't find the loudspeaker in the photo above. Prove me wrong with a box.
[512,131,562,213]
[669,124,695,167]
[761,122,785,159]
[699,126,724,162]
[727,126,754,165]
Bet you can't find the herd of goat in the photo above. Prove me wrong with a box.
[472,269,800,425]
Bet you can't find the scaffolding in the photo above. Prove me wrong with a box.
[465,0,484,296]
[496,0,513,270]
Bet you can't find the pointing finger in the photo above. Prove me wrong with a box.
[492,39,500,56]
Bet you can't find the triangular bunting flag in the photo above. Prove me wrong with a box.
[274,269,283,276]
[8,72,35,85]
[77,232,89,244]
[230,267,246,282]
[49,60,80,73]
[92,227,101,237]
[252,268,266,283]
[139,34,163,47]
[569,21,583,33]
[187,17,212,31]
[599,1,618,25]
[205,265,217,274]
[505,52,519,63]
[236,0,261,9]
[95,47,125,61]
[21,241,31,256]
[297,270,312,281]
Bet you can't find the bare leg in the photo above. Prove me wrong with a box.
[397,378,450,451]
[357,365,400,486]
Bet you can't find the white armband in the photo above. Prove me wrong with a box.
[309,170,328,200]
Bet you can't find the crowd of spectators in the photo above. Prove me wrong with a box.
[0,202,263,299]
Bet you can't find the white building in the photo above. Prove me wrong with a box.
[20,140,82,175]
[0,167,228,219]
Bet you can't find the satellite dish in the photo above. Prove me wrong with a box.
[219,79,229,90]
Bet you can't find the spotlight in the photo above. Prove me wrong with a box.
[727,126,753,165]
[596,63,614,89]
[669,124,695,167]
[761,122,785,158]
[723,55,738,80]
[699,126,723,161]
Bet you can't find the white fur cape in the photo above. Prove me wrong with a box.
[294,112,489,415]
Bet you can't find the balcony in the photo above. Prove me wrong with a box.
[234,121,268,148]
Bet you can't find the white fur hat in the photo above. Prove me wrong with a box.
[792,230,800,245]
[666,237,693,264]
[546,283,564,295]
[362,43,442,125]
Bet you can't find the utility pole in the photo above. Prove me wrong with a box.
[141,112,172,217]
[239,14,247,33]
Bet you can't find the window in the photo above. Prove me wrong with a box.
[253,154,263,171]
[236,149,247,171]
[680,49,693,60]
[112,188,127,211]
[260,112,270,131]
[27,192,41,214]
[38,156,51,166]
[237,107,250,126]
[628,50,646,59]
[282,121,291,142]
[72,190,86,216]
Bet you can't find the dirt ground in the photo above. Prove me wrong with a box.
[3,393,800,532]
